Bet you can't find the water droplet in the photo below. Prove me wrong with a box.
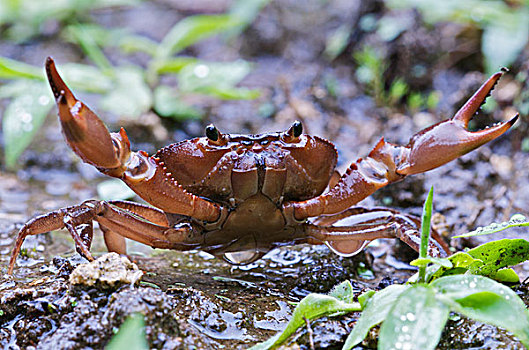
[194,64,210,78]
[475,227,484,233]
[21,112,32,123]
[505,295,510,300]
[406,312,416,322]
[38,95,50,105]
[401,325,409,333]
[509,214,527,224]
[469,282,476,288]
[224,250,260,265]
[400,315,407,321]
[395,342,402,349]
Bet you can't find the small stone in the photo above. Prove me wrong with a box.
[69,253,143,289]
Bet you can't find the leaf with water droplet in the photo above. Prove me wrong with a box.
[378,285,449,350]
[3,81,53,169]
[466,239,529,280]
[178,61,260,100]
[343,284,408,350]
[431,275,529,347]
[454,214,529,238]
[250,280,361,350]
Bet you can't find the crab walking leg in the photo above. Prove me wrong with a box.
[7,200,199,274]
[99,201,170,254]
[306,207,449,257]
[45,57,223,223]
[284,72,518,222]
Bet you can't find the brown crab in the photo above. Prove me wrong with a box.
[7,58,518,274]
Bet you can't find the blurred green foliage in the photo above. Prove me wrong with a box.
[0,0,269,169]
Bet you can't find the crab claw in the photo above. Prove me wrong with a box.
[397,71,518,175]
[45,57,124,171]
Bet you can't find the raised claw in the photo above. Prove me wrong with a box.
[397,71,518,175]
[46,57,126,172]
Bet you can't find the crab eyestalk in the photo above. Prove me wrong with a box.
[396,71,518,175]
[46,57,128,176]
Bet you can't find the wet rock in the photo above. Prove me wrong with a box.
[69,253,143,290]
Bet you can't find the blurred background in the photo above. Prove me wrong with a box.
[0,0,528,348]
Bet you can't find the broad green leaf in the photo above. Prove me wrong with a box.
[410,256,453,269]
[453,214,528,238]
[156,15,242,59]
[106,313,148,350]
[178,60,252,92]
[408,251,481,283]
[178,61,260,100]
[432,275,529,347]
[379,285,449,350]
[466,239,529,277]
[100,66,152,118]
[328,280,355,303]
[0,56,43,80]
[153,85,202,120]
[343,284,408,350]
[250,281,361,350]
[493,268,520,283]
[3,81,53,169]
[97,179,136,201]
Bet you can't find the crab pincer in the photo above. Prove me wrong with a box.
[396,71,518,175]
[45,57,130,177]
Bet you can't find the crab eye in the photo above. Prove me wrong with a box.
[282,120,303,142]
[292,121,303,137]
[205,124,219,141]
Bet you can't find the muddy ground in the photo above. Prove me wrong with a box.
[1,0,528,349]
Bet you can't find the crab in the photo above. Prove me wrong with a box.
[7,58,518,274]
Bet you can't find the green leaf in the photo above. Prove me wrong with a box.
[453,214,528,238]
[229,0,270,32]
[324,24,351,60]
[67,24,112,72]
[328,280,355,303]
[156,15,242,59]
[466,239,529,278]
[106,313,148,350]
[408,251,481,283]
[379,285,449,350]
[153,85,202,120]
[343,284,408,350]
[250,281,361,350]
[2,81,53,169]
[60,63,112,93]
[493,268,520,283]
[100,66,152,118]
[410,256,453,269]
[178,61,260,100]
[432,275,529,347]
[482,11,529,74]
[0,56,43,80]
[178,60,251,91]
[152,57,198,75]
[97,179,136,201]
[418,186,434,283]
